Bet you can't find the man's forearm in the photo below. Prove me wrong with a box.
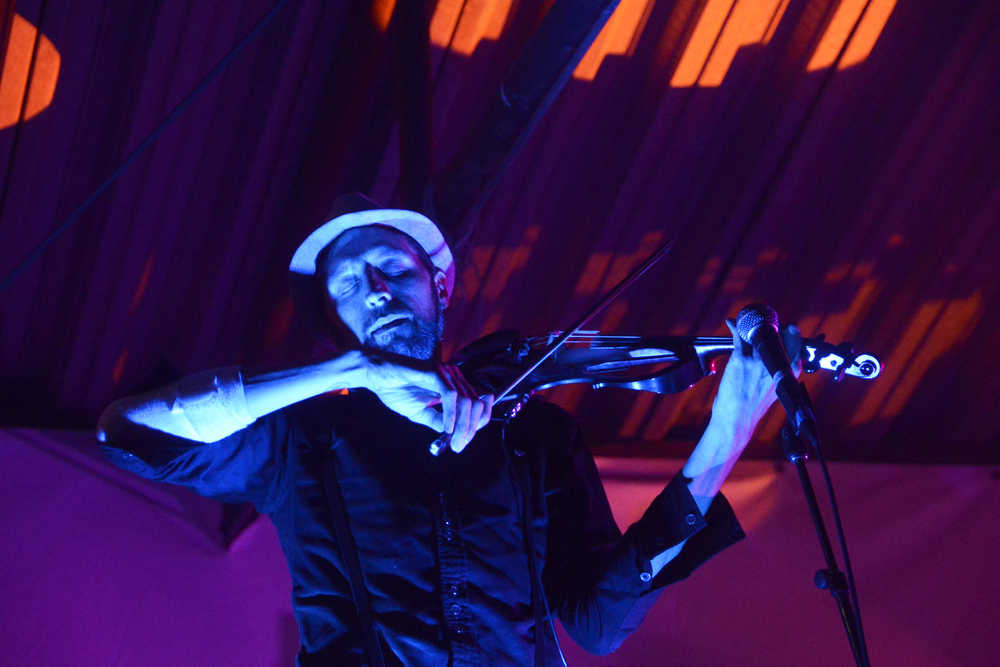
[680,414,751,509]
[97,351,366,444]
[649,415,750,576]
[243,351,365,420]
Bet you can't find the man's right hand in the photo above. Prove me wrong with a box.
[358,352,494,454]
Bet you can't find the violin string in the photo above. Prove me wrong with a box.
[549,334,734,342]
[525,334,737,353]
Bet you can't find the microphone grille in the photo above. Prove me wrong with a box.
[736,303,779,344]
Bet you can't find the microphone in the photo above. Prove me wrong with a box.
[736,304,819,445]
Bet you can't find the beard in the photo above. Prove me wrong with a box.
[361,301,444,362]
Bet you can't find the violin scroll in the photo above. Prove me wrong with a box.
[801,334,881,380]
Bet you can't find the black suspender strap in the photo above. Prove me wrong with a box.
[516,455,547,667]
[322,452,386,667]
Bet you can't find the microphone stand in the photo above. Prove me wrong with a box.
[778,387,872,667]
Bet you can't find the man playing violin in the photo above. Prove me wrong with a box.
[97,194,793,666]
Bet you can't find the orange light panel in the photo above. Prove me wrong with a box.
[839,0,896,68]
[0,13,61,129]
[573,252,613,296]
[573,0,655,81]
[430,0,514,56]
[672,0,789,87]
[860,293,981,423]
[807,0,896,71]
[671,0,735,87]
[480,225,540,300]
[698,0,789,86]
[371,0,396,31]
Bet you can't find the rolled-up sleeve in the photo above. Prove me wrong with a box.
[98,410,292,515]
[542,409,744,655]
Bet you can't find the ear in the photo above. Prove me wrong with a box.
[433,269,450,308]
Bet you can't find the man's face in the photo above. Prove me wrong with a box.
[320,225,445,361]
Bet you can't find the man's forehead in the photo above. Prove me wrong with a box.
[321,226,422,271]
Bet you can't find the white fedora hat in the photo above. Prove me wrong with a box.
[289,193,454,294]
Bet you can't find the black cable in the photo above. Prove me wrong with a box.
[501,413,568,667]
[537,520,569,667]
[813,441,871,666]
[0,0,286,295]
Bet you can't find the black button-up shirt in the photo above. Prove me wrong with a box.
[100,390,744,665]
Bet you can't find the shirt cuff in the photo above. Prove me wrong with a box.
[627,471,745,587]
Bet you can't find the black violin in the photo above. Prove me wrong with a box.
[426,239,881,455]
[450,328,881,408]
[426,326,881,454]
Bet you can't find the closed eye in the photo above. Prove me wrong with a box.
[331,277,359,297]
[378,260,410,276]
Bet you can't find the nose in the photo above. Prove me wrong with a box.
[363,265,391,308]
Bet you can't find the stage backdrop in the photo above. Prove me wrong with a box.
[1,428,995,666]
[1,0,999,467]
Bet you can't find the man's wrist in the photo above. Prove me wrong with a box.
[322,349,368,391]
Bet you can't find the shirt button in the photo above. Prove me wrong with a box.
[450,603,462,616]
[449,584,460,598]
[685,512,697,526]
[455,624,467,635]
[640,572,652,583]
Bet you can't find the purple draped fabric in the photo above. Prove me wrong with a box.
[3,428,996,665]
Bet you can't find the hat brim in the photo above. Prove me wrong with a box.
[289,208,455,295]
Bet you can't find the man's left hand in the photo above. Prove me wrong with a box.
[680,318,803,496]
[709,319,803,448]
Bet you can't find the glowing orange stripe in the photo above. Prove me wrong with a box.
[573,0,655,81]
[618,392,657,439]
[807,0,897,71]
[879,293,981,419]
[0,13,60,129]
[762,0,790,43]
[371,0,396,31]
[112,348,129,385]
[430,0,514,56]
[671,0,735,87]
[840,0,896,68]
[128,254,156,314]
[573,252,613,296]
[697,0,789,86]
[848,292,981,425]
[426,0,891,90]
